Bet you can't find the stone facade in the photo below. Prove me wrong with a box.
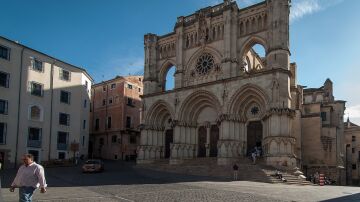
[0,36,93,169]
[344,119,360,185]
[90,76,143,160]
[137,0,346,184]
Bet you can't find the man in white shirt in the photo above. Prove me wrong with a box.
[10,154,47,202]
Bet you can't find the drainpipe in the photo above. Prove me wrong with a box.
[48,60,56,161]
[14,47,25,168]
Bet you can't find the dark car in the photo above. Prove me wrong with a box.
[82,159,104,173]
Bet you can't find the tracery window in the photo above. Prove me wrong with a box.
[195,53,214,76]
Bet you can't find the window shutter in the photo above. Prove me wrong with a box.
[30,58,34,70]
[59,68,63,79]
[28,81,32,92]
[4,123,7,143]
[4,101,8,114]
[68,71,71,81]
[67,114,70,126]
[68,92,71,104]
[41,84,44,96]
[6,74,9,88]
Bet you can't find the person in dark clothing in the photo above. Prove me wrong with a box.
[233,164,239,181]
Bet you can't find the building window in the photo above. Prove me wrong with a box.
[59,68,71,81]
[130,135,136,144]
[102,99,106,106]
[32,59,43,72]
[127,84,132,89]
[111,83,116,89]
[0,71,10,88]
[127,98,133,106]
[109,98,113,104]
[30,105,41,121]
[321,112,327,121]
[103,86,106,92]
[0,45,10,60]
[84,100,87,108]
[138,88,141,93]
[0,122,6,144]
[83,120,86,129]
[352,136,356,142]
[352,164,357,170]
[107,117,112,129]
[352,148,355,153]
[28,127,42,148]
[0,99,8,115]
[58,152,66,160]
[111,135,117,143]
[60,91,71,104]
[30,82,43,97]
[139,78,141,82]
[57,131,68,150]
[95,118,99,131]
[59,113,70,126]
[85,80,88,88]
[126,116,131,128]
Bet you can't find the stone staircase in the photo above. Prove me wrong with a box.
[137,157,316,186]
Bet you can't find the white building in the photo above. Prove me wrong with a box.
[0,36,93,168]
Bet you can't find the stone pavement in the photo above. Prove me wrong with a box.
[1,161,359,202]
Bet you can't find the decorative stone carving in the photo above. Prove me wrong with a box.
[195,53,215,75]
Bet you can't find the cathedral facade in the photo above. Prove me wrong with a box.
[137,0,346,182]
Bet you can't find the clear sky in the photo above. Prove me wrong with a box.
[1,0,359,124]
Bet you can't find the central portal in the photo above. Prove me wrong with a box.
[247,121,263,155]
[210,125,219,157]
[198,127,207,157]
[164,129,173,159]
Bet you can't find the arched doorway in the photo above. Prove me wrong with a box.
[164,129,173,159]
[210,125,219,157]
[247,121,263,155]
[198,126,207,157]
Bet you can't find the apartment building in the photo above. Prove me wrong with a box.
[344,118,360,185]
[0,36,93,169]
[90,76,143,160]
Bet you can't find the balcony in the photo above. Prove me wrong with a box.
[57,143,68,150]
[27,140,42,148]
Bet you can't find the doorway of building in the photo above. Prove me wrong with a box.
[247,121,263,155]
[210,125,219,157]
[164,129,173,158]
[198,126,207,157]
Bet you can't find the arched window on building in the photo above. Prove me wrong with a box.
[243,43,266,72]
[164,66,176,91]
[29,105,42,121]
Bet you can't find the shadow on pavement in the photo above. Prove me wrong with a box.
[320,193,360,202]
[1,160,229,188]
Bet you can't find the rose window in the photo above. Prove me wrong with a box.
[195,53,215,75]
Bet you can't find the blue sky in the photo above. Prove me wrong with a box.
[1,0,359,124]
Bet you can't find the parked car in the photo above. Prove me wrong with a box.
[82,159,104,173]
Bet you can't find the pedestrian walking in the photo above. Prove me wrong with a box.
[233,163,239,180]
[10,154,47,202]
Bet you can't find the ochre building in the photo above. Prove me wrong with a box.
[90,76,143,160]
[137,0,346,183]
